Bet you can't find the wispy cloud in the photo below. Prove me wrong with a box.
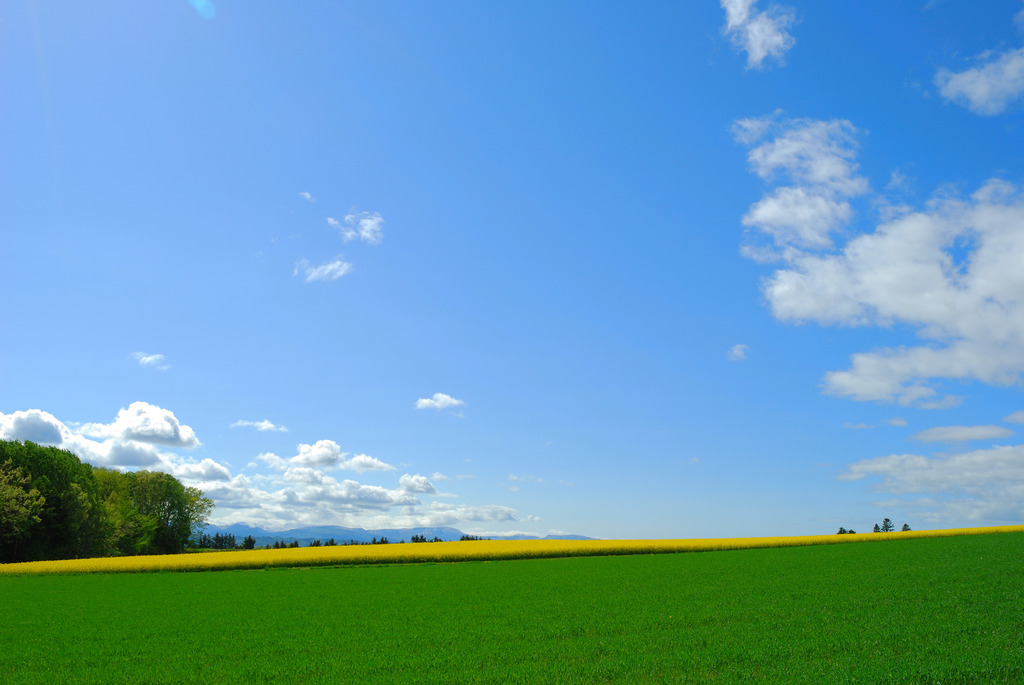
[727,344,749,361]
[720,0,797,69]
[299,191,315,203]
[294,257,353,282]
[231,419,289,433]
[415,392,466,411]
[328,211,385,245]
[130,352,170,371]
[911,425,1014,443]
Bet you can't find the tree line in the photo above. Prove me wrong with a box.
[1,440,213,563]
[836,518,911,535]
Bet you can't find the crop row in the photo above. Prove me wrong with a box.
[3,524,1022,575]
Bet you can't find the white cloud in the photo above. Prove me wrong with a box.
[79,401,200,448]
[266,440,396,473]
[1,404,532,533]
[727,344,749,361]
[1004,411,1024,424]
[762,179,1024,407]
[299,191,315,203]
[0,406,239,486]
[734,115,868,252]
[131,352,170,371]
[0,409,66,444]
[167,457,232,482]
[736,114,1024,408]
[840,444,1024,523]
[230,419,288,433]
[400,473,437,494]
[343,211,384,245]
[720,0,797,69]
[936,46,1024,116]
[911,425,1014,443]
[886,418,908,427]
[415,392,466,411]
[255,451,289,471]
[295,257,353,282]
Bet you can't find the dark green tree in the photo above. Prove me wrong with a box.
[901,523,911,532]
[0,441,105,561]
[0,459,46,562]
[94,467,156,556]
[881,518,895,532]
[242,535,256,549]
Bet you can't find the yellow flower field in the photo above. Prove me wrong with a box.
[3,524,1022,575]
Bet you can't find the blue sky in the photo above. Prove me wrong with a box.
[4,1,1024,538]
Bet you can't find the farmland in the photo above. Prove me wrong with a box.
[2,531,1023,682]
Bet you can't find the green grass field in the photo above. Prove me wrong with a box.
[2,532,1022,683]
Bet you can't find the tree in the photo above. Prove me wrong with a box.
[901,523,911,532]
[242,535,256,549]
[873,523,881,533]
[881,518,895,532]
[0,440,105,561]
[185,486,214,545]
[836,527,847,535]
[0,459,46,562]
[94,467,156,556]
[131,471,212,555]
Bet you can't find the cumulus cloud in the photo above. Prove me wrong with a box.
[911,425,1015,443]
[936,46,1024,116]
[734,115,868,253]
[0,409,66,444]
[230,419,288,432]
[840,444,1024,522]
[1004,410,1024,424]
[400,474,438,494]
[727,344,749,361]
[415,392,465,411]
[131,352,170,371]
[263,440,396,473]
[294,257,353,282]
[1,404,532,533]
[720,0,797,69]
[79,401,200,448]
[769,179,1024,406]
[168,458,232,482]
[736,112,1024,408]
[0,405,236,486]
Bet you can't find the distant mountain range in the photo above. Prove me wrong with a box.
[205,523,594,547]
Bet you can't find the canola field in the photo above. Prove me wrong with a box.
[2,524,1022,575]
[1,529,1023,683]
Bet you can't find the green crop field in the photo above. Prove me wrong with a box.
[2,532,1023,683]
